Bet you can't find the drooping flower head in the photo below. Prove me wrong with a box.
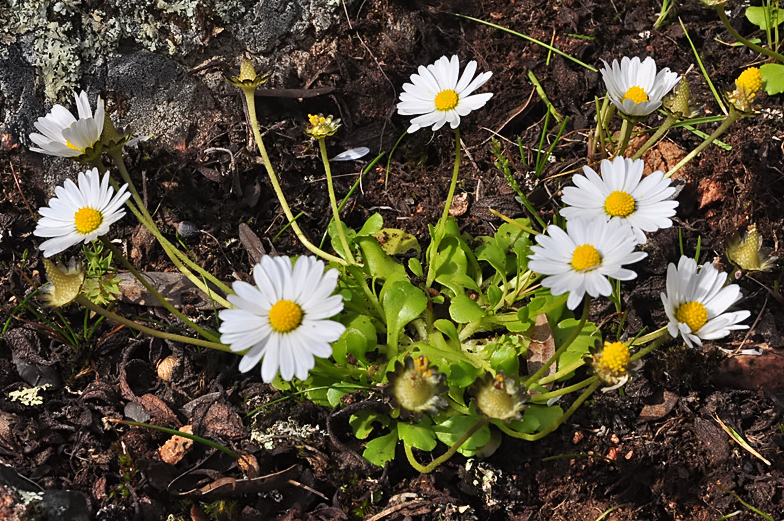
[661,256,750,348]
[29,91,105,160]
[305,114,341,139]
[600,56,680,117]
[219,256,346,383]
[34,168,131,258]
[397,55,493,133]
[560,157,678,244]
[384,355,448,418]
[528,218,647,310]
[39,258,85,308]
[470,371,529,422]
[225,58,271,92]
[725,224,778,276]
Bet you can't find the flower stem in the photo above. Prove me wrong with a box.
[529,375,596,403]
[630,331,671,362]
[74,295,232,352]
[498,378,602,440]
[242,90,345,266]
[617,117,633,157]
[715,5,784,63]
[526,297,590,387]
[318,137,355,264]
[100,238,220,343]
[404,416,489,473]
[631,113,678,160]
[665,107,741,178]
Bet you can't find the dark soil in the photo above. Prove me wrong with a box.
[2,0,784,520]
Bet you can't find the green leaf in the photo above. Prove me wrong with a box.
[553,317,599,379]
[495,219,531,252]
[350,410,389,439]
[398,417,437,452]
[445,360,483,388]
[382,280,428,349]
[512,236,532,272]
[486,285,502,308]
[334,314,378,365]
[489,342,519,377]
[761,63,784,95]
[363,425,398,467]
[327,387,347,407]
[356,236,406,280]
[433,237,470,295]
[373,228,421,255]
[449,294,486,323]
[745,6,782,31]
[449,273,481,293]
[434,319,460,348]
[408,257,423,277]
[476,242,507,275]
[358,213,384,236]
[433,415,490,457]
[506,404,564,434]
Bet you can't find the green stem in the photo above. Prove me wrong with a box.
[107,149,234,296]
[405,417,490,473]
[318,137,355,264]
[665,108,741,178]
[616,117,633,157]
[526,297,590,387]
[631,113,678,160]
[633,325,668,346]
[529,375,597,404]
[425,128,461,289]
[537,357,586,386]
[110,419,238,458]
[100,238,219,343]
[74,295,232,352]
[715,5,784,63]
[242,90,345,266]
[499,379,602,440]
[630,331,671,362]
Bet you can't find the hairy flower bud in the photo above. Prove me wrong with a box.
[225,58,271,92]
[39,258,85,308]
[662,78,697,118]
[725,224,778,275]
[470,371,529,422]
[384,356,448,418]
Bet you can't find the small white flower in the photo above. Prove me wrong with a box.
[600,56,680,117]
[528,218,647,310]
[397,55,492,133]
[29,91,105,158]
[661,256,750,348]
[219,256,346,383]
[560,157,678,244]
[34,168,131,258]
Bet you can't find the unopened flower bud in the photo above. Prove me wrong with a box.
[700,0,727,5]
[384,356,448,418]
[226,58,271,92]
[470,371,529,422]
[39,258,85,308]
[662,78,696,118]
[101,112,132,150]
[305,114,341,139]
[725,67,763,114]
[590,341,636,391]
[725,224,778,273]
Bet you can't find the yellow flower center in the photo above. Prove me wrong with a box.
[434,89,459,111]
[622,85,649,104]
[269,300,303,333]
[605,190,636,217]
[73,207,103,234]
[735,67,762,94]
[66,141,85,152]
[599,341,630,374]
[675,301,708,332]
[571,244,602,271]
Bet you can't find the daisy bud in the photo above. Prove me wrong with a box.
[590,341,635,391]
[304,114,341,139]
[662,78,696,118]
[700,0,727,5]
[101,112,133,151]
[384,356,448,418]
[225,58,271,92]
[725,67,763,114]
[39,258,85,308]
[725,224,778,274]
[470,371,529,422]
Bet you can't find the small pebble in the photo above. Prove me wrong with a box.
[177,221,200,238]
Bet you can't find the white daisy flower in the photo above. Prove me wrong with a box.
[528,218,647,310]
[560,157,678,244]
[661,256,750,348]
[29,91,105,158]
[397,55,493,133]
[34,168,131,258]
[600,56,680,117]
[219,256,346,383]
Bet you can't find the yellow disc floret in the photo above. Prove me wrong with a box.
[269,300,303,333]
[675,300,708,332]
[598,341,630,374]
[74,207,103,234]
[605,190,636,217]
[735,67,762,95]
[434,89,459,111]
[622,85,649,104]
[571,244,602,271]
